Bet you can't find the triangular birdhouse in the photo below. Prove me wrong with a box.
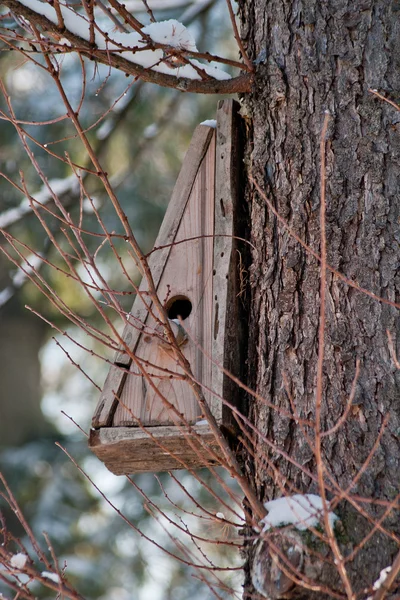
[89,99,242,474]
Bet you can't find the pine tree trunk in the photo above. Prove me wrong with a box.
[239,0,400,597]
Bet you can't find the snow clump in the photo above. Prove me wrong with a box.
[262,494,338,532]
[142,20,197,51]
[41,571,60,583]
[200,119,217,128]
[10,553,27,569]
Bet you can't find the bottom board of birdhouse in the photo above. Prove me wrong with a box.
[89,425,221,474]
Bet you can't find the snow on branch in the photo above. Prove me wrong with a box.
[0,175,79,229]
[120,0,192,11]
[2,0,253,94]
[0,252,44,308]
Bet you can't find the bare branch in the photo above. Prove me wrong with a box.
[1,0,253,93]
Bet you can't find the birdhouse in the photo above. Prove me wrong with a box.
[89,99,243,474]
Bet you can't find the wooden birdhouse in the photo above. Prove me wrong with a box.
[89,99,243,474]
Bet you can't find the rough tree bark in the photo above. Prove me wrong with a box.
[239,0,400,597]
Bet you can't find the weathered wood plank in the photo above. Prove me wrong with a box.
[113,133,215,426]
[89,425,221,474]
[211,99,241,423]
[90,125,214,428]
[115,124,215,367]
[92,364,127,427]
[89,101,242,473]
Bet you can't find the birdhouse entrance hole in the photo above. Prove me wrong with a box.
[166,296,192,320]
[89,99,242,474]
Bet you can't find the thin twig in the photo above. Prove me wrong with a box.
[372,549,400,600]
[225,0,253,72]
[314,111,354,599]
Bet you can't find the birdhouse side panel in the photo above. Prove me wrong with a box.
[211,99,242,424]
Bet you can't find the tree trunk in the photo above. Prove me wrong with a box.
[239,0,400,597]
[0,256,52,447]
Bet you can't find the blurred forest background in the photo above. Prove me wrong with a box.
[0,1,243,598]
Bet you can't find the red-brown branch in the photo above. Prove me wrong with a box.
[1,0,253,94]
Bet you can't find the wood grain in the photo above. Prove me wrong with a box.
[91,125,214,427]
[113,133,215,426]
[89,425,221,474]
[115,124,214,367]
[92,365,127,427]
[211,99,242,427]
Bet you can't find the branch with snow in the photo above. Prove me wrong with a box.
[1,0,252,94]
[0,252,44,309]
[9,553,28,569]
[0,476,85,600]
[0,175,79,230]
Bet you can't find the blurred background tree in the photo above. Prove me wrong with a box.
[0,2,243,597]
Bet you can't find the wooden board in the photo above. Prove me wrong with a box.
[211,99,243,425]
[92,125,214,428]
[89,100,242,474]
[89,424,220,474]
[113,132,215,426]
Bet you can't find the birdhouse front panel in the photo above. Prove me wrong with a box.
[113,133,215,427]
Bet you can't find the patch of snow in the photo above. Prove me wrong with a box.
[365,565,392,600]
[189,59,231,81]
[0,288,13,307]
[373,566,391,591]
[19,0,57,21]
[200,119,216,128]
[10,553,27,569]
[142,19,197,52]
[21,0,93,40]
[0,175,78,229]
[195,419,208,425]
[121,0,190,10]
[41,571,60,583]
[82,196,101,213]
[17,1,231,81]
[216,512,225,519]
[47,175,80,196]
[12,253,43,287]
[98,30,142,53]
[143,123,159,139]
[262,494,338,532]
[0,200,31,229]
[96,120,114,140]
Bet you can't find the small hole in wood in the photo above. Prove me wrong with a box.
[220,198,225,217]
[166,295,192,320]
[221,252,224,257]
